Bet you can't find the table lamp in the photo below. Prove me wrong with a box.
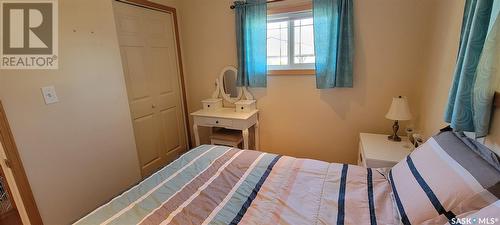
[385,96,412,142]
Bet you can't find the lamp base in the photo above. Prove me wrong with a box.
[388,120,401,142]
[388,134,402,142]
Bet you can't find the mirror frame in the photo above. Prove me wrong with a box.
[211,66,254,104]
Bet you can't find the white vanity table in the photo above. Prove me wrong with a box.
[190,66,260,150]
[191,108,259,150]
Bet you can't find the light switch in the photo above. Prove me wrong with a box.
[41,86,59,104]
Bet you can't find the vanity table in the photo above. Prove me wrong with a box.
[191,66,260,150]
[191,108,259,150]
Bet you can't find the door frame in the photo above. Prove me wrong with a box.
[115,0,192,149]
[0,100,43,225]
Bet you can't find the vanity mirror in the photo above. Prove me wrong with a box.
[222,68,239,99]
[211,66,254,103]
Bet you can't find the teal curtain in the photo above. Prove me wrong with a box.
[472,12,500,137]
[313,0,354,89]
[234,0,267,87]
[487,0,500,32]
[445,0,493,137]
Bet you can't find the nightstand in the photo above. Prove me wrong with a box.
[358,133,413,168]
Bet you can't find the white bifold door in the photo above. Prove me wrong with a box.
[113,1,187,177]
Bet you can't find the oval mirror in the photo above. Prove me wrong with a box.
[219,66,242,103]
[223,69,238,98]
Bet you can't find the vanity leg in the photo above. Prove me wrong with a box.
[242,128,249,150]
[255,120,260,150]
[193,124,200,147]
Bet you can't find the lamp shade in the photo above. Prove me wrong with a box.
[385,96,412,121]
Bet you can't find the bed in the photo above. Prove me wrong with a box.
[74,131,500,225]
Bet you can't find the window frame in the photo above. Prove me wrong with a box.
[267,11,316,73]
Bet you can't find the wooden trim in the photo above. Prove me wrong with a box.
[116,0,175,12]
[268,69,315,76]
[170,5,192,149]
[0,101,43,225]
[115,0,192,149]
[268,2,312,15]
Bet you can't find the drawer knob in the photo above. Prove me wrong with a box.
[207,105,210,107]
[241,107,244,110]
[216,120,219,124]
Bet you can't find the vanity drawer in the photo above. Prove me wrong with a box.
[202,98,222,111]
[235,100,256,113]
[199,117,233,127]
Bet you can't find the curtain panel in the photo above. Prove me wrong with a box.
[445,0,494,137]
[313,0,354,89]
[234,0,267,87]
[472,11,500,137]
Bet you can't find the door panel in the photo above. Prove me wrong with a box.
[121,47,152,101]
[113,1,187,177]
[133,115,161,166]
[157,94,178,110]
[145,11,171,48]
[149,48,173,94]
[160,108,180,152]
[114,5,144,47]
[120,47,154,119]
[129,99,154,120]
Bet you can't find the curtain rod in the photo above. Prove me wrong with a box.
[230,0,286,9]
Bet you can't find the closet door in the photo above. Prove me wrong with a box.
[113,1,187,177]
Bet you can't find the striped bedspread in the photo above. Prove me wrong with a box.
[74,145,397,225]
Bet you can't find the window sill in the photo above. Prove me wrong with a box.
[268,69,315,76]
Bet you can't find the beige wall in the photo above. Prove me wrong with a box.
[0,0,143,224]
[177,0,437,163]
[416,0,465,138]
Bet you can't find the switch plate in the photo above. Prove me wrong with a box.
[41,86,59,104]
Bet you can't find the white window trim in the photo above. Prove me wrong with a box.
[267,11,315,71]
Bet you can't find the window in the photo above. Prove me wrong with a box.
[267,11,315,71]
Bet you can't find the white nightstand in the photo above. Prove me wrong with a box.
[358,133,413,168]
